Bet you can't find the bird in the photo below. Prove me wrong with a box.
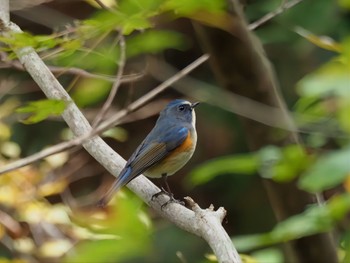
[97,99,199,207]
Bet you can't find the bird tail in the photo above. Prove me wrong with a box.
[97,167,132,207]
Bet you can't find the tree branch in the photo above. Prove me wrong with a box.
[92,34,125,128]
[0,6,240,262]
[0,51,144,83]
[248,0,304,30]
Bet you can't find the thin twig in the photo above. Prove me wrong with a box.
[0,54,209,175]
[95,54,210,134]
[92,34,126,128]
[249,0,304,30]
[0,52,144,83]
[94,0,112,10]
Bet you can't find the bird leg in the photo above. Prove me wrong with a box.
[151,174,184,208]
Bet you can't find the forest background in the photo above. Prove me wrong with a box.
[0,0,349,262]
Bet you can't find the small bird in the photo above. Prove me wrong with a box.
[98,99,199,207]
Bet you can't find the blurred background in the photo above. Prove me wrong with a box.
[0,0,349,262]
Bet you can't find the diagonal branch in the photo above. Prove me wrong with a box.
[249,0,304,30]
[0,51,144,83]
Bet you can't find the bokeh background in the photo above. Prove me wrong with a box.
[1,0,349,262]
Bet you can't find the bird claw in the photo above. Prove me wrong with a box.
[160,197,185,210]
[151,188,184,209]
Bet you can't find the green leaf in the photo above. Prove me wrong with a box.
[72,79,111,107]
[66,192,151,263]
[233,193,350,252]
[251,248,284,263]
[258,145,311,182]
[296,56,350,98]
[299,147,350,192]
[339,0,350,9]
[126,30,187,58]
[16,99,66,124]
[84,0,164,35]
[164,0,226,15]
[188,154,258,187]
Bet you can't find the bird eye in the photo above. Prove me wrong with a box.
[178,105,185,111]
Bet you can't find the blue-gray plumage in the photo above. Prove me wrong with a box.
[98,99,199,207]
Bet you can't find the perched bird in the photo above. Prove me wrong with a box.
[98,99,199,207]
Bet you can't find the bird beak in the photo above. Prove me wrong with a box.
[191,102,200,109]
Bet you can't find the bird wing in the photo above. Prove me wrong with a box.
[129,126,189,176]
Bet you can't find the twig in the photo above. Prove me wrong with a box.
[248,0,304,30]
[0,52,144,83]
[95,54,210,134]
[92,34,126,128]
[94,0,112,10]
[0,54,209,175]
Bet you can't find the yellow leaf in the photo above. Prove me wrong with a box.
[37,178,68,197]
[344,174,350,192]
[294,27,342,53]
[38,240,73,258]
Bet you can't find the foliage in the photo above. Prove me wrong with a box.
[16,99,66,124]
[0,0,349,262]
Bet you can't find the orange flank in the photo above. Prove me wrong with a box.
[172,131,193,154]
[145,130,195,177]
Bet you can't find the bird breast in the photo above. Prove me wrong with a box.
[145,129,197,178]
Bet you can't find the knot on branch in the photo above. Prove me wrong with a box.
[184,196,227,223]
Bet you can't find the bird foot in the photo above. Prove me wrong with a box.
[151,188,184,209]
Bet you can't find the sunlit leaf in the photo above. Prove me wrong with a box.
[188,154,258,187]
[294,27,342,52]
[163,0,232,32]
[233,193,350,252]
[126,30,187,58]
[299,147,350,192]
[297,56,350,98]
[240,254,259,263]
[1,141,21,158]
[344,176,350,192]
[102,127,128,142]
[66,193,152,262]
[338,0,350,9]
[251,248,283,263]
[37,179,68,197]
[164,0,226,15]
[72,79,111,107]
[39,239,73,258]
[258,145,311,182]
[16,99,66,124]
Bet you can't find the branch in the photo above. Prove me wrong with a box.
[0,11,240,263]
[248,0,304,30]
[0,51,144,83]
[92,34,125,127]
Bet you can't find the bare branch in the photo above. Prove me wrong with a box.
[249,0,304,30]
[92,34,126,128]
[0,52,144,83]
[95,54,210,133]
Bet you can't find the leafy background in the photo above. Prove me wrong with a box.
[0,0,349,262]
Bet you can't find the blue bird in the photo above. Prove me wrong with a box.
[98,99,199,207]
